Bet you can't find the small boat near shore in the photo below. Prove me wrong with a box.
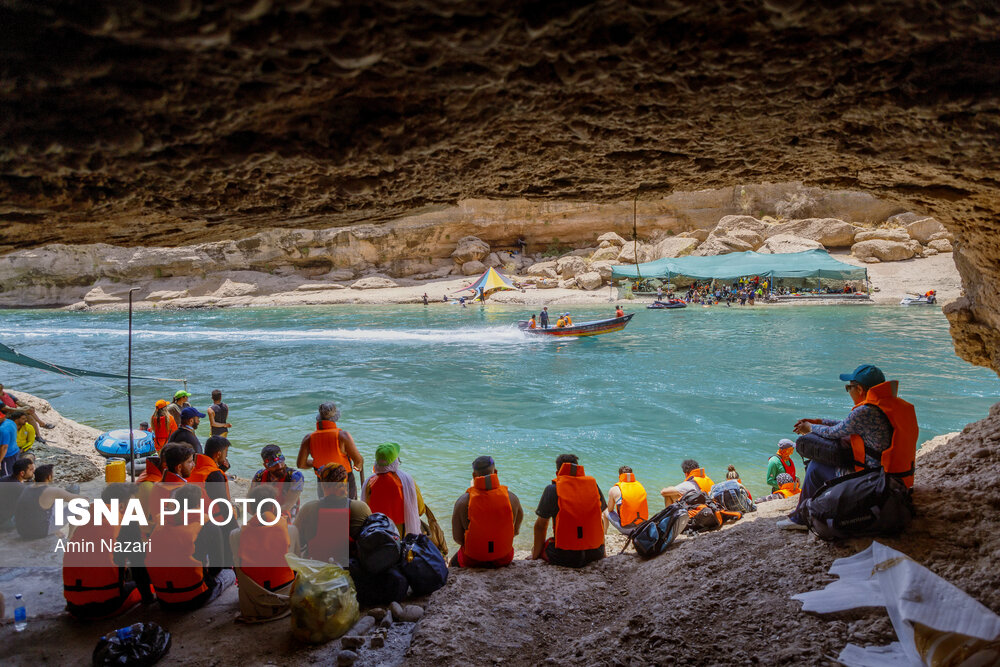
[900,294,937,306]
[517,313,634,337]
[94,429,156,460]
[647,299,687,310]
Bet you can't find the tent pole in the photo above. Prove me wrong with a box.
[127,287,139,483]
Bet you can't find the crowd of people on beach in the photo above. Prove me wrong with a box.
[0,360,918,629]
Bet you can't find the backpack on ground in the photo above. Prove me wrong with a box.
[399,533,449,597]
[357,513,401,574]
[621,504,689,558]
[710,480,757,514]
[349,558,409,607]
[681,490,742,533]
[802,469,912,541]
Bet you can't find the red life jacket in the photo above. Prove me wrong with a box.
[306,503,349,563]
[777,455,796,481]
[849,381,919,489]
[310,421,349,472]
[151,412,177,449]
[365,472,405,526]
[63,520,124,607]
[553,462,604,551]
[464,473,514,562]
[146,520,209,604]
[614,472,649,527]
[239,511,295,590]
[684,468,715,494]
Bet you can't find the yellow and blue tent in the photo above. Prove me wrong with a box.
[454,266,518,300]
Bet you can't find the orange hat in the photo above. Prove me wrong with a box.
[155,399,168,408]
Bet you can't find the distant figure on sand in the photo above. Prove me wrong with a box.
[777,364,918,531]
[361,442,426,537]
[297,402,364,499]
[451,456,523,569]
[603,465,648,535]
[207,389,231,437]
[660,459,714,506]
[423,292,429,305]
[531,454,606,567]
[539,306,549,329]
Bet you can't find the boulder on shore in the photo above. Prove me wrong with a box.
[905,217,948,243]
[450,236,490,265]
[526,260,558,278]
[677,229,709,242]
[693,234,753,256]
[851,239,916,262]
[927,239,954,253]
[351,277,399,289]
[576,271,604,290]
[596,231,627,246]
[765,218,858,247]
[556,255,587,279]
[644,236,699,261]
[591,246,620,261]
[854,229,910,243]
[461,260,487,276]
[757,234,824,254]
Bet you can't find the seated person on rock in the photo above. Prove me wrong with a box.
[531,454,606,568]
[15,463,85,540]
[757,473,800,503]
[230,485,301,623]
[296,462,370,563]
[451,455,523,568]
[146,484,236,610]
[603,465,648,535]
[361,442,425,537]
[766,439,798,493]
[777,364,918,531]
[660,459,714,507]
[63,482,151,619]
[0,384,53,443]
[250,444,305,519]
[0,457,34,528]
[188,435,237,562]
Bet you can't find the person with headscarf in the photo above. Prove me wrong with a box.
[361,443,425,537]
[766,439,798,492]
[296,401,364,499]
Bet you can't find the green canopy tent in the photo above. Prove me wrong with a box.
[611,249,868,291]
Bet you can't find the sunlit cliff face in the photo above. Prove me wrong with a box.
[1,1,998,372]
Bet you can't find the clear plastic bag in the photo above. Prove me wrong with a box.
[286,553,360,644]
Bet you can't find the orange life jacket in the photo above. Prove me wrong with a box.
[684,468,715,494]
[775,481,801,498]
[849,381,918,489]
[187,454,231,521]
[464,473,514,562]
[63,520,124,606]
[615,309,624,317]
[565,316,573,325]
[310,421,350,472]
[365,472,405,526]
[553,462,604,551]
[529,319,536,329]
[146,520,209,604]
[151,412,177,449]
[614,472,648,527]
[136,460,163,485]
[306,502,349,563]
[239,511,295,590]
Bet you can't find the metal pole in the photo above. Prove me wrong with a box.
[127,288,139,482]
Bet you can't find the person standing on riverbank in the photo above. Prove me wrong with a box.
[207,389,231,438]
[531,454,606,567]
[778,364,918,531]
[150,400,177,450]
[166,406,205,454]
[0,411,19,477]
[166,390,190,427]
[297,402,364,499]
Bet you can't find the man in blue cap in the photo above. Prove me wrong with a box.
[166,405,207,454]
[777,364,917,531]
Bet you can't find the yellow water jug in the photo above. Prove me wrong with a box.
[105,458,126,483]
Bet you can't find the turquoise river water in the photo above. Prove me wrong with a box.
[1,305,997,546]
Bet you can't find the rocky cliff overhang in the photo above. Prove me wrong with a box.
[1,1,998,372]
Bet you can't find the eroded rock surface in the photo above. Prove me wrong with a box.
[1,1,999,372]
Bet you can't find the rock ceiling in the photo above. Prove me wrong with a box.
[1,0,998,372]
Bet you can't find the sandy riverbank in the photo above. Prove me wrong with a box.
[2,394,999,665]
[65,251,961,312]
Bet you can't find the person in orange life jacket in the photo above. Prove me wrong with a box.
[166,405,205,454]
[450,455,524,568]
[603,465,649,536]
[295,463,371,563]
[250,444,306,519]
[361,442,426,537]
[188,435,237,563]
[756,473,800,503]
[528,314,537,329]
[16,464,86,540]
[660,459,714,507]
[531,453,606,568]
[149,399,177,450]
[778,364,918,531]
[207,389,232,438]
[146,443,198,532]
[63,482,153,618]
[297,402,364,500]
[766,439,798,492]
[230,485,300,622]
[146,484,235,611]
[0,457,34,528]
[615,305,624,318]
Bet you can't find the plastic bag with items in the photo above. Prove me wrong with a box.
[92,622,171,666]
[286,553,360,644]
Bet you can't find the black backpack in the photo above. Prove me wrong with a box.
[400,533,449,597]
[349,558,409,607]
[679,490,742,533]
[622,504,689,558]
[802,469,912,540]
[710,480,757,514]
[357,513,402,573]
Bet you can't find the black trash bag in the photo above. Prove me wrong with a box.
[357,513,402,574]
[93,622,171,667]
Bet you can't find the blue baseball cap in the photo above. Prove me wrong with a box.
[180,406,207,419]
[838,364,885,389]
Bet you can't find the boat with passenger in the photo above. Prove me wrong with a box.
[517,313,633,337]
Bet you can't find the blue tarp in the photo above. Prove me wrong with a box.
[611,249,868,281]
